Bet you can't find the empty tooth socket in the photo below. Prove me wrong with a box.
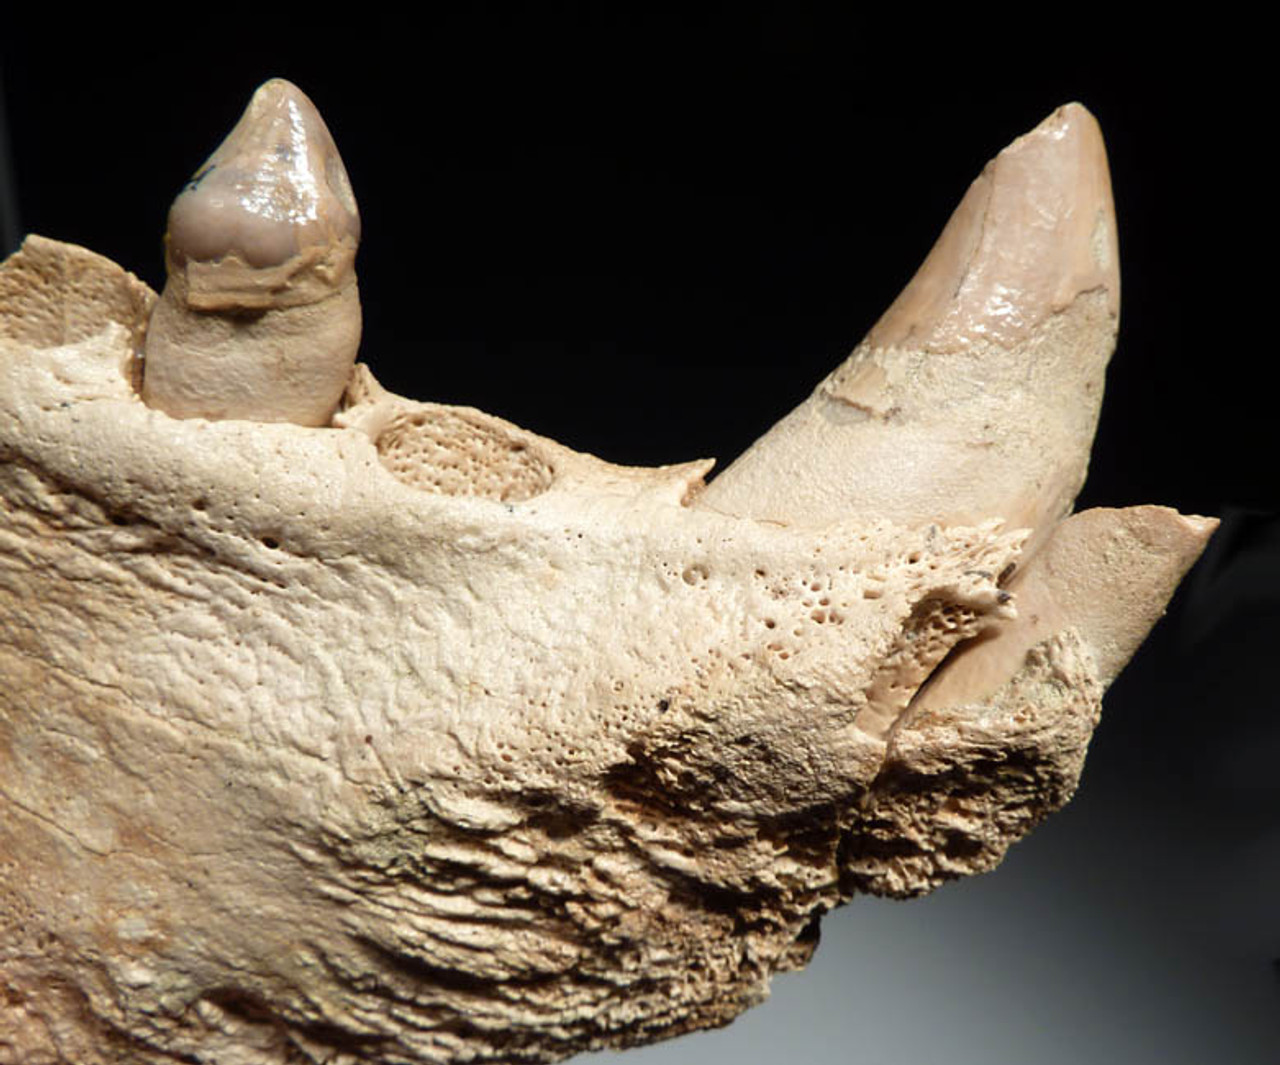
[375,409,555,502]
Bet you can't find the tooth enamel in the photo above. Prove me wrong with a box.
[698,104,1117,559]
[141,78,361,425]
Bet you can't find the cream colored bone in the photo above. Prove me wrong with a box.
[0,87,1213,1065]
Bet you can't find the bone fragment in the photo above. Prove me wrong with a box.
[698,103,1118,563]
[141,78,362,425]
[0,92,1213,1065]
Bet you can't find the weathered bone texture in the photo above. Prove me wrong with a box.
[1,89,1213,1065]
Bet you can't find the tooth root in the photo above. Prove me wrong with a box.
[141,78,361,426]
[697,103,1118,555]
[912,506,1217,713]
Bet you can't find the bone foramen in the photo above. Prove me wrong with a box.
[0,81,1213,1065]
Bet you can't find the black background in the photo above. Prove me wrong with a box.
[2,16,1276,1064]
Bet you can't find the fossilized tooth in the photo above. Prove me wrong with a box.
[0,100,1213,1065]
[141,78,362,425]
[911,505,1218,717]
[699,103,1117,564]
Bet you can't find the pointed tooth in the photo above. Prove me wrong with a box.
[142,78,361,426]
[698,104,1118,556]
[165,78,360,299]
[912,506,1217,713]
[865,102,1117,354]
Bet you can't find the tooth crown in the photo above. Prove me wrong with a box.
[166,77,360,310]
[141,79,362,426]
[865,104,1118,354]
[0,97,1214,1065]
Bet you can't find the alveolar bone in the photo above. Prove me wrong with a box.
[0,83,1213,1065]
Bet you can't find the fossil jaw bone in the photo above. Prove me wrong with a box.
[0,87,1214,1065]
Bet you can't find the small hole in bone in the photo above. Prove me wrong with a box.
[682,564,709,585]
